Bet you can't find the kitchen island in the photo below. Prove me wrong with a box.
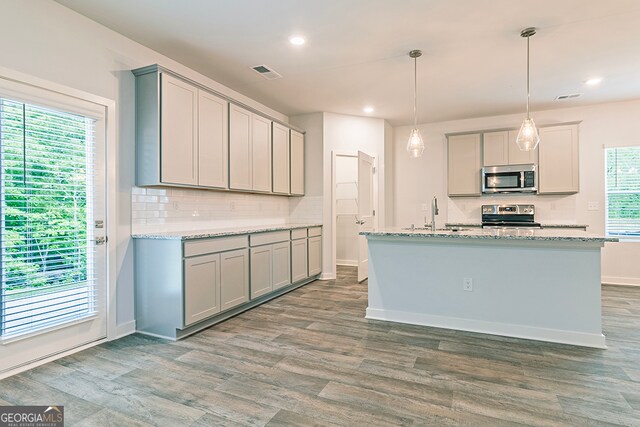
[361,228,617,348]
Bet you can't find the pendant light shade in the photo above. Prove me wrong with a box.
[406,49,424,158]
[516,27,540,152]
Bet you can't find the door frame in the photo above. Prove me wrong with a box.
[0,65,117,378]
[331,150,378,278]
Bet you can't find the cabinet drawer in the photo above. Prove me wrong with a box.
[308,227,322,237]
[250,230,290,247]
[184,235,248,258]
[291,228,307,240]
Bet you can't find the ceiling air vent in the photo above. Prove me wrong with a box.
[251,64,283,80]
[554,93,581,100]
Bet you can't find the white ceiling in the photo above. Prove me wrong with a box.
[55,0,640,126]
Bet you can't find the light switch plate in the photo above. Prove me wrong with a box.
[421,203,429,211]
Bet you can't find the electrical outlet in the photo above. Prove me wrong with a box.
[463,278,473,292]
[421,203,429,211]
[588,201,600,211]
[230,201,235,211]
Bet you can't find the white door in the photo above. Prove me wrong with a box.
[357,151,374,282]
[0,91,107,376]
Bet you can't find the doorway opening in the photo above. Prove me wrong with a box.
[331,151,376,283]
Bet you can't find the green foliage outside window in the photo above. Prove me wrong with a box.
[1,99,90,293]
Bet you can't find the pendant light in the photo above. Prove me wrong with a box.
[516,27,540,151]
[407,49,425,158]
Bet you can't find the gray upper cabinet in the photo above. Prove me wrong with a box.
[198,90,228,188]
[134,69,227,188]
[229,104,273,192]
[272,123,291,194]
[483,130,538,166]
[448,133,482,196]
[229,104,253,190]
[134,65,304,197]
[538,124,579,194]
[251,114,273,192]
[290,130,305,195]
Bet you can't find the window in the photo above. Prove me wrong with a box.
[606,147,640,238]
[0,97,97,337]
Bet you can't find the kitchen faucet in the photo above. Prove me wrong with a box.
[431,196,439,231]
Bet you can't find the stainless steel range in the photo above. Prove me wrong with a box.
[481,204,541,229]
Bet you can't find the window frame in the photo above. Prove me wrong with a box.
[605,145,640,242]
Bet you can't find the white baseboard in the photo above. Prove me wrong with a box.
[336,259,357,267]
[602,276,640,287]
[0,338,106,380]
[365,307,607,349]
[115,320,136,339]
[319,272,336,280]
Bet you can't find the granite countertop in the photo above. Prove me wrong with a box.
[361,227,617,243]
[132,223,322,240]
[444,222,589,229]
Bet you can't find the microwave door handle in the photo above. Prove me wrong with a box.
[520,172,525,188]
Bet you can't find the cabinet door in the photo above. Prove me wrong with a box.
[220,248,249,311]
[447,134,481,196]
[272,241,291,290]
[160,73,198,185]
[290,130,305,195]
[250,245,272,299]
[308,236,322,277]
[252,114,272,192]
[538,124,579,194]
[229,104,252,190]
[291,238,308,283]
[198,90,228,188]
[508,130,538,165]
[184,253,220,326]
[272,123,291,194]
[483,131,509,166]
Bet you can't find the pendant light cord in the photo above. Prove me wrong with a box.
[413,55,417,127]
[526,34,530,119]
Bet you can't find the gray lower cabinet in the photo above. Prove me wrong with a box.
[292,238,308,283]
[220,248,249,311]
[134,226,321,340]
[308,236,322,276]
[184,253,221,326]
[272,241,291,290]
[250,245,273,299]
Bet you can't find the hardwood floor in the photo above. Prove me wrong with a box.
[1,266,640,426]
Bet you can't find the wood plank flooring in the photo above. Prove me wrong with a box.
[1,266,640,426]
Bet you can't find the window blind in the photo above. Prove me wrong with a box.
[606,146,640,237]
[0,97,98,338]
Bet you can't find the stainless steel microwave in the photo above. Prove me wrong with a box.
[481,164,537,194]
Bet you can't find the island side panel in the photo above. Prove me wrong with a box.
[365,236,605,348]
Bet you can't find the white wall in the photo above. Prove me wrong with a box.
[393,99,640,285]
[0,0,292,332]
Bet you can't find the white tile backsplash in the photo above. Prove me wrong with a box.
[131,187,323,234]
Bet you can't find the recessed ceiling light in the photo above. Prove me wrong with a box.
[363,106,374,113]
[289,35,306,46]
[585,77,603,86]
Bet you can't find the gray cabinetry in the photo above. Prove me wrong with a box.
[220,248,250,311]
[290,130,305,195]
[448,133,482,196]
[184,253,220,326]
[292,237,308,283]
[483,130,538,166]
[134,226,321,340]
